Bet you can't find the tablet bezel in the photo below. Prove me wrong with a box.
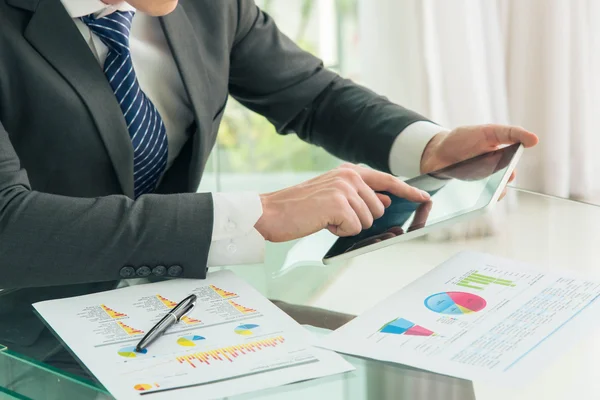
[322,144,524,264]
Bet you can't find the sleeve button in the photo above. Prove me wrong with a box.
[227,243,237,254]
[152,265,167,277]
[136,266,151,277]
[119,266,136,278]
[167,265,183,277]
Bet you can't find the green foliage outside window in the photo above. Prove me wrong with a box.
[212,0,357,173]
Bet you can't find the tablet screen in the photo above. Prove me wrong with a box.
[323,144,520,260]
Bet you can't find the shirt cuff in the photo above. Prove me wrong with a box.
[389,121,449,178]
[207,229,265,266]
[207,192,265,266]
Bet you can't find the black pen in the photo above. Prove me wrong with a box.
[135,294,197,352]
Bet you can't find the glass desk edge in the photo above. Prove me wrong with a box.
[0,346,109,395]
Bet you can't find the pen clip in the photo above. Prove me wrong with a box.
[176,301,196,321]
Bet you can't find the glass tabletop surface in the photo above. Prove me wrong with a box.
[2,188,600,400]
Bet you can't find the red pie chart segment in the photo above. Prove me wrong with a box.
[447,291,486,312]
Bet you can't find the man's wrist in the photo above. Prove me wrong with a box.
[389,121,448,178]
[255,194,269,241]
[420,131,449,175]
[254,193,275,242]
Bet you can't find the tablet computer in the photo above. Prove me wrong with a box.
[322,143,524,264]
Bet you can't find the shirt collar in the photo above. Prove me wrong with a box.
[61,0,136,18]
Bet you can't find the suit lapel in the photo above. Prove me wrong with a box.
[22,0,135,197]
[160,6,213,187]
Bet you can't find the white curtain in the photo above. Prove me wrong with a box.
[359,0,600,202]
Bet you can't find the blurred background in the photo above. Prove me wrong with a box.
[200,0,356,193]
[202,0,600,299]
[202,0,600,202]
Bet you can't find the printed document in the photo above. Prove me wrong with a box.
[34,270,353,399]
[318,251,600,382]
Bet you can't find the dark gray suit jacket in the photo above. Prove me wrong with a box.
[0,0,428,357]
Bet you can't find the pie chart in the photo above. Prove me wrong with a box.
[118,346,147,358]
[425,292,486,315]
[133,384,152,391]
[380,318,435,336]
[234,324,260,336]
[177,335,206,347]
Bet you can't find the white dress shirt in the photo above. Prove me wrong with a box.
[61,0,444,267]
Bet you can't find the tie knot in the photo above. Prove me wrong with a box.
[80,11,135,54]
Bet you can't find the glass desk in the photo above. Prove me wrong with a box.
[2,188,600,399]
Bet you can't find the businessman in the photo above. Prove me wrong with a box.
[0,0,538,367]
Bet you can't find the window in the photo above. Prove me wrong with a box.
[200,0,359,194]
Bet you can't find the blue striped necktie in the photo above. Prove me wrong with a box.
[81,11,168,198]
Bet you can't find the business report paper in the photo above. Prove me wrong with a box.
[318,251,600,382]
[34,271,353,399]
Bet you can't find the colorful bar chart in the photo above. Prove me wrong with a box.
[379,318,435,336]
[456,270,517,290]
[210,285,238,299]
[181,315,202,325]
[156,294,177,309]
[117,321,144,335]
[101,304,127,319]
[229,300,257,314]
[425,292,486,315]
[176,336,285,367]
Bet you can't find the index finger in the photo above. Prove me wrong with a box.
[408,201,433,232]
[486,125,539,148]
[357,167,430,203]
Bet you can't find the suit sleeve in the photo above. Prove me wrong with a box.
[0,121,213,289]
[229,0,431,173]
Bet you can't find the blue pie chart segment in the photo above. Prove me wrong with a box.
[425,292,458,314]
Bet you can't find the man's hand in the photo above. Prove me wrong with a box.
[420,125,539,177]
[254,164,431,242]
